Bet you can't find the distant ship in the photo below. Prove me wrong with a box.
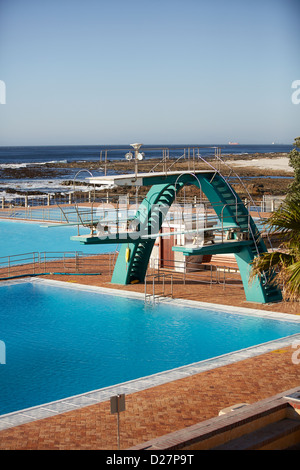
[228,142,239,145]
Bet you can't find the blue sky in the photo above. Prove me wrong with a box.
[0,0,299,146]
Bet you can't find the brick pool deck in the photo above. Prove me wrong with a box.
[0,273,299,450]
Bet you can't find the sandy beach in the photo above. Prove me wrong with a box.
[229,156,293,173]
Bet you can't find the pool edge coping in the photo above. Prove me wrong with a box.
[10,276,300,323]
[0,277,299,431]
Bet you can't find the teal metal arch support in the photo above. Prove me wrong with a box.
[110,171,282,304]
[111,180,184,285]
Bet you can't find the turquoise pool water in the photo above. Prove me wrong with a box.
[0,281,300,415]
[0,219,117,257]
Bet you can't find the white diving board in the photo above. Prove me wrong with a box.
[172,239,253,256]
[86,169,213,187]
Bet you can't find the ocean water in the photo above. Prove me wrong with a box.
[0,144,293,199]
[0,144,293,165]
[0,280,299,415]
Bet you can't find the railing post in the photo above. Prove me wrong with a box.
[153,275,155,303]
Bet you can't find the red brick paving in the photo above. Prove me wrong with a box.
[0,271,299,449]
[0,346,299,450]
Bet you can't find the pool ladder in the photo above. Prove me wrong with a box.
[144,272,174,305]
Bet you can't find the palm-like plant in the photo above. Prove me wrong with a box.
[250,196,300,301]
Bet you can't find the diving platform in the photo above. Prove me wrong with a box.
[172,240,253,256]
[70,223,240,245]
[65,145,283,304]
[70,233,138,244]
[86,169,214,187]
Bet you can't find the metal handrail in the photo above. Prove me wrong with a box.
[145,272,174,304]
[212,152,274,251]
[145,255,242,304]
[0,250,117,280]
[196,153,276,266]
[197,153,240,222]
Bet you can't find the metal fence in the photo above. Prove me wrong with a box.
[145,256,242,304]
[0,251,118,280]
[0,189,281,213]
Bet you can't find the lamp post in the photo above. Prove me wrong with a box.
[130,143,144,178]
[124,143,145,206]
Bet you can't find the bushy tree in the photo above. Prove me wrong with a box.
[288,136,300,198]
[250,196,300,301]
[250,137,300,302]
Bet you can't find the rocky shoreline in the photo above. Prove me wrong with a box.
[0,152,293,199]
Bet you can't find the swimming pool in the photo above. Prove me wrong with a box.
[1,279,300,417]
[0,219,117,257]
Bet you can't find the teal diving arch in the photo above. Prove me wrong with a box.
[111,171,282,304]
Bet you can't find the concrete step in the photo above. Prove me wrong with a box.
[213,418,300,450]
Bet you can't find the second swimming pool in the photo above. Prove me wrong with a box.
[0,219,117,257]
[0,279,300,416]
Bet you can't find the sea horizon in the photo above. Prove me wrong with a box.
[0,143,293,165]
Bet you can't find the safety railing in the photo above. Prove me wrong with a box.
[0,192,276,222]
[145,256,242,303]
[53,196,256,243]
[0,251,118,280]
[145,272,174,305]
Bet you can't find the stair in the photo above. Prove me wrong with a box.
[213,418,300,450]
[128,184,177,283]
[208,174,282,303]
